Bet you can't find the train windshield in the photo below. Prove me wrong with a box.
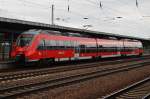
[16,34,34,47]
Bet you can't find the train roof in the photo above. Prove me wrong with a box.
[20,29,145,42]
[21,29,102,39]
[22,29,62,35]
[22,29,41,35]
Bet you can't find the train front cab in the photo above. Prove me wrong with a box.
[11,32,36,63]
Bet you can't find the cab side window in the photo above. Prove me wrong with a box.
[37,40,45,50]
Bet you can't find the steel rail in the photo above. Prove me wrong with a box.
[103,77,150,99]
[0,56,149,82]
[143,93,150,99]
[0,60,150,98]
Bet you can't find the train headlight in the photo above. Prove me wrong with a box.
[38,52,42,55]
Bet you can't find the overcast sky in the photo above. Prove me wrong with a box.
[0,0,150,38]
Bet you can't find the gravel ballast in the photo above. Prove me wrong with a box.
[18,64,150,99]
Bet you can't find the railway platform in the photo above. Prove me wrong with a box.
[0,60,14,69]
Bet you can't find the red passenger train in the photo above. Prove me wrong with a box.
[11,29,143,62]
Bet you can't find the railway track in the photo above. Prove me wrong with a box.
[0,56,149,82]
[103,77,150,99]
[0,56,150,98]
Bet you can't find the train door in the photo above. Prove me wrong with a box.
[43,39,47,59]
[95,39,99,57]
[74,41,80,59]
[39,39,46,59]
[121,40,126,56]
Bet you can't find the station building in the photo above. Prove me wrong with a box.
[0,17,150,61]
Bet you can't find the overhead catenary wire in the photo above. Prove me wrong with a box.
[0,0,148,38]
[86,0,124,20]
[0,0,145,19]
[84,0,144,30]
[87,0,143,31]
[0,0,147,25]
[113,0,143,17]
[86,0,123,15]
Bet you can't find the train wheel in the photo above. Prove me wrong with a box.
[37,59,43,66]
[37,58,55,66]
[98,56,102,59]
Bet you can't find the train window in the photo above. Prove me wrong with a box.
[63,41,71,49]
[37,40,45,50]
[69,41,72,47]
[42,40,78,50]
[47,40,52,50]
[124,47,131,52]
[63,41,66,48]
[16,34,34,47]
[119,47,122,52]
[55,41,59,47]
[51,40,57,46]
[80,45,85,48]
[50,40,57,49]
[70,41,74,48]
[103,47,107,52]
[98,45,103,52]
[49,40,52,50]
[112,47,117,52]
[75,41,78,47]
[86,44,97,53]
[74,41,79,53]
[57,41,64,49]
[66,41,71,47]
[79,45,86,53]
[58,41,63,47]
[68,41,72,48]
[58,41,65,49]
[45,40,50,50]
[136,43,142,48]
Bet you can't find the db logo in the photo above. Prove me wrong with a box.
[58,52,64,54]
